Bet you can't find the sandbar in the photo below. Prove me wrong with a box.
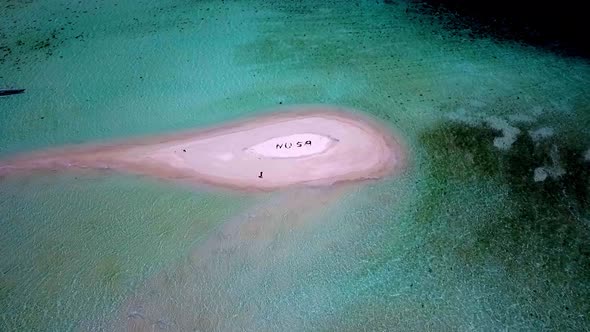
[0,105,406,191]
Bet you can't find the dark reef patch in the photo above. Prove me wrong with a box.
[417,116,590,326]
[420,122,501,181]
[421,119,590,208]
[407,0,590,58]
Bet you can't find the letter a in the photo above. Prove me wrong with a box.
[305,141,312,146]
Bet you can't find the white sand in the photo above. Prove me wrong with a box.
[532,145,565,182]
[529,127,554,142]
[246,133,336,158]
[0,106,406,191]
[485,116,520,150]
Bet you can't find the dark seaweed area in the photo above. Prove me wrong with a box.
[418,115,590,326]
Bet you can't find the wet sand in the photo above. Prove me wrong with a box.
[0,106,406,191]
[105,185,351,331]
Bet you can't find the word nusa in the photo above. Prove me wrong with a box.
[275,141,312,149]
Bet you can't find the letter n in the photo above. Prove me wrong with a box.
[276,143,283,149]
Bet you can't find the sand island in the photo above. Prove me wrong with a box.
[0,106,405,191]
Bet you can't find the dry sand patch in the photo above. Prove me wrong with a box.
[0,106,406,191]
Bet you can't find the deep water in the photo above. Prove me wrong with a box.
[1,0,589,331]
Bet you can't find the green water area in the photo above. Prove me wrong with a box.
[1,0,589,330]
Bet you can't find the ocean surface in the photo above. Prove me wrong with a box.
[1,0,589,330]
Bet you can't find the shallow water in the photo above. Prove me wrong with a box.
[1,0,589,331]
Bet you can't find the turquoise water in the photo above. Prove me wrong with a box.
[1,0,589,330]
